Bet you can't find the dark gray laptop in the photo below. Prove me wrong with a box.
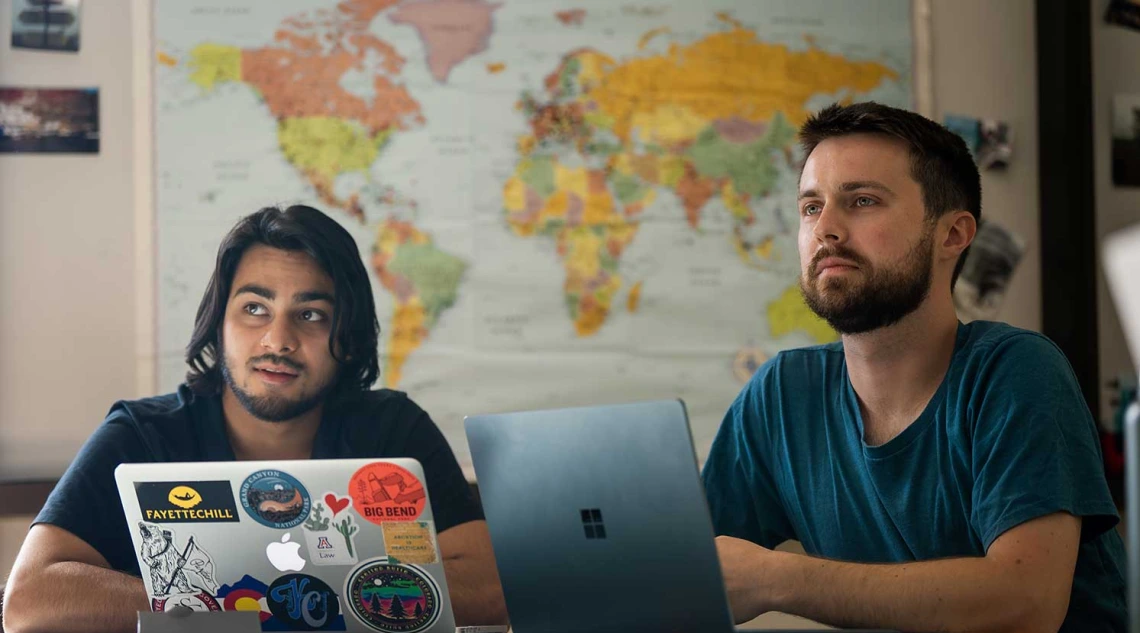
[465,399,894,633]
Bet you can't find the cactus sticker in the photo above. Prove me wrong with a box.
[303,492,360,566]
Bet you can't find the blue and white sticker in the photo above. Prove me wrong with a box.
[240,469,311,529]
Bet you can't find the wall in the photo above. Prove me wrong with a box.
[0,0,1043,629]
[1093,0,1140,424]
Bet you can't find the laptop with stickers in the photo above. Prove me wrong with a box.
[114,458,456,633]
[466,400,895,633]
[1102,222,1140,633]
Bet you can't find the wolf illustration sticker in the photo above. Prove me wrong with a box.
[346,559,441,633]
[240,469,311,529]
[349,463,426,526]
[137,521,220,600]
[303,493,360,566]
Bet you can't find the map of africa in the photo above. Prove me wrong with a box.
[155,0,914,475]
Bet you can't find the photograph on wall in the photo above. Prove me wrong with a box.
[943,114,1012,171]
[1105,0,1140,32]
[0,87,99,153]
[10,0,81,52]
[1113,94,1140,187]
[953,220,1026,322]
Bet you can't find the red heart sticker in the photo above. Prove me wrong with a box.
[325,493,351,516]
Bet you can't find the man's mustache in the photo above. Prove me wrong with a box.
[247,354,304,372]
[808,246,869,278]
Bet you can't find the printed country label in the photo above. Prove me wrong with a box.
[345,559,440,633]
[382,522,437,565]
[134,481,239,523]
[266,573,346,630]
[349,463,426,525]
[240,469,311,529]
[303,492,360,566]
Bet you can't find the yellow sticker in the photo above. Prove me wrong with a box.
[382,521,438,564]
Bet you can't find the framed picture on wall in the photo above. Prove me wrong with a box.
[1112,94,1140,187]
[0,87,99,153]
[10,0,81,52]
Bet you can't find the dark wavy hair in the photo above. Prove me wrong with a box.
[799,102,982,289]
[185,205,380,396]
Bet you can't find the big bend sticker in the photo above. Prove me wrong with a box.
[348,463,426,525]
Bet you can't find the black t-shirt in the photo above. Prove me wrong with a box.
[34,384,483,576]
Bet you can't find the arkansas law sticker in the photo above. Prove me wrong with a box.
[240,469,311,529]
[348,463,426,526]
[134,481,239,523]
[381,522,437,565]
[303,493,360,566]
[266,573,346,630]
[345,559,441,633]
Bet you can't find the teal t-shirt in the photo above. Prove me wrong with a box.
[701,321,1126,632]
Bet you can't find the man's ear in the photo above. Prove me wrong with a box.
[941,210,977,262]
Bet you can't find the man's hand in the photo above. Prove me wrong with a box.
[715,534,779,623]
[712,512,1081,633]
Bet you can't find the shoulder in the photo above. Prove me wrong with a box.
[110,385,198,424]
[332,388,427,422]
[728,342,843,431]
[740,341,844,397]
[327,389,439,453]
[103,385,218,460]
[956,321,1075,382]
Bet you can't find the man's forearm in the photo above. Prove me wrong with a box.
[443,555,509,626]
[765,550,1055,633]
[3,561,149,633]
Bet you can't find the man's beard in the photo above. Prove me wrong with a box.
[220,350,334,423]
[800,228,934,335]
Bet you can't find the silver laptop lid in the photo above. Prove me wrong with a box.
[1104,223,1140,372]
[465,399,735,633]
[115,458,455,633]
[1103,223,1140,633]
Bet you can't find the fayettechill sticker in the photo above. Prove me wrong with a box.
[134,481,240,523]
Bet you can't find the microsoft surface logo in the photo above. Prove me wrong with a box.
[580,508,606,539]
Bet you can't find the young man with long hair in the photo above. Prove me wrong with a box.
[4,205,507,632]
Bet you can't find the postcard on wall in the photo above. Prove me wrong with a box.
[11,0,81,52]
[1113,94,1140,187]
[944,114,1012,171]
[953,220,1026,323]
[0,87,99,153]
[1105,0,1140,32]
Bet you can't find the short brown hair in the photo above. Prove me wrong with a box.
[799,102,982,288]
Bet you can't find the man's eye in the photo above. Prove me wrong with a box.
[855,196,876,207]
[300,309,326,323]
[803,203,822,216]
[243,304,267,316]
